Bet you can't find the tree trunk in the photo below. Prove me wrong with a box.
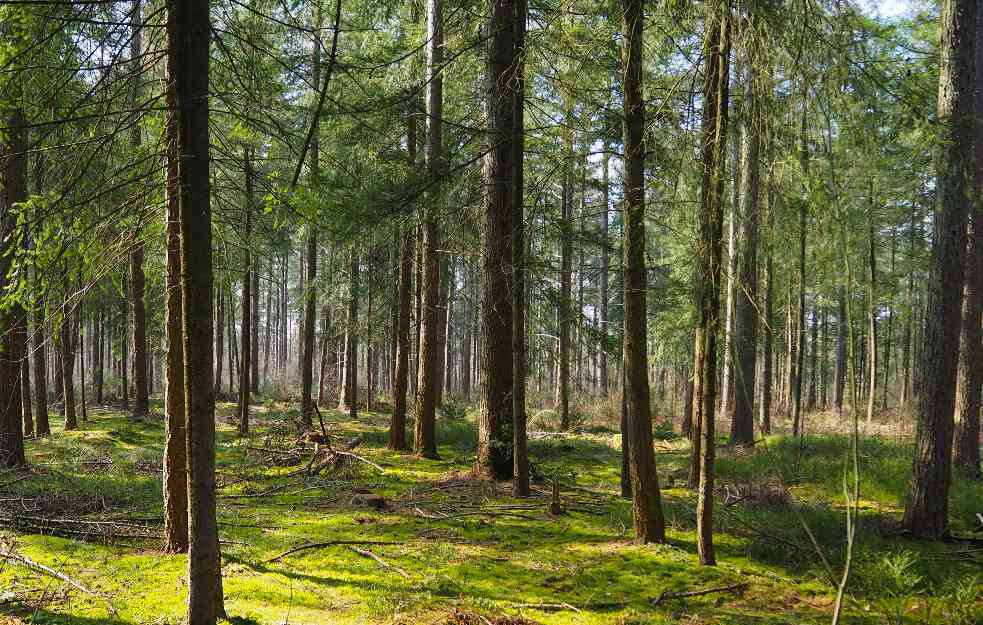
[621,0,666,545]
[599,150,610,395]
[62,310,77,430]
[129,0,149,418]
[163,96,188,553]
[866,221,877,424]
[33,305,50,437]
[512,0,528,497]
[557,102,573,430]
[0,108,27,469]
[730,41,760,445]
[903,0,975,539]
[238,145,253,435]
[215,284,224,398]
[169,0,224,618]
[341,249,359,419]
[477,0,515,477]
[691,2,730,565]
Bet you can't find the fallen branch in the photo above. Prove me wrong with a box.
[265,540,402,563]
[333,451,385,473]
[651,582,749,606]
[0,544,117,615]
[348,546,410,579]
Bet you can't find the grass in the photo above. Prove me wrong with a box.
[1,400,980,625]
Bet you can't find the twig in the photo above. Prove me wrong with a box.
[333,451,386,473]
[265,540,402,563]
[0,545,117,615]
[348,546,410,579]
[651,582,749,606]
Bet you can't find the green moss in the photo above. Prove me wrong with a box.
[1,406,979,625]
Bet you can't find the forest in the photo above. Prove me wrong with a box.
[0,0,981,623]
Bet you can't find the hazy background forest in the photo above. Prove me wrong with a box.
[0,0,981,624]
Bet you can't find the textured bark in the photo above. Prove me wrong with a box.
[62,311,77,430]
[238,146,253,435]
[250,270,259,394]
[954,6,983,479]
[512,0,528,497]
[866,222,877,424]
[412,1,443,461]
[477,0,515,478]
[691,3,730,565]
[340,249,359,419]
[621,0,665,545]
[33,306,49,437]
[130,0,149,418]
[300,5,321,428]
[834,285,847,414]
[903,0,975,539]
[169,0,224,618]
[954,206,982,478]
[557,102,573,430]
[21,329,32,437]
[730,45,760,445]
[214,285,224,398]
[163,95,188,553]
[391,231,413,450]
[759,158,774,435]
[599,151,610,395]
[0,108,27,469]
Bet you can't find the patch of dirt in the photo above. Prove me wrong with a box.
[445,609,538,625]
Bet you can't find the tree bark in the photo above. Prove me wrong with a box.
[691,2,730,565]
[169,0,224,618]
[621,0,666,545]
[238,145,253,435]
[0,108,27,469]
[129,0,149,418]
[512,0,528,497]
[730,40,760,445]
[903,0,975,539]
[163,92,188,553]
[477,0,515,477]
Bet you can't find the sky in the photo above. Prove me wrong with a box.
[858,0,911,19]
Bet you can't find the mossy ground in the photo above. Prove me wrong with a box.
[1,400,980,625]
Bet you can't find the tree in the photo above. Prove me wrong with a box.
[163,87,188,553]
[168,0,224,619]
[130,0,149,418]
[414,0,443,460]
[730,15,762,446]
[621,0,665,545]
[238,145,253,435]
[511,0,528,497]
[691,1,731,565]
[0,108,27,469]
[477,0,516,478]
[903,0,975,539]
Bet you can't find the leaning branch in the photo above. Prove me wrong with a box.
[264,540,402,563]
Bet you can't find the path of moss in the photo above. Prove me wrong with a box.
[1,402,980,625]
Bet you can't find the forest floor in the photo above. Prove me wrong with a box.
[0,400,981,625]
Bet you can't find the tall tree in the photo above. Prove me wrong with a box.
[238,145,253,435]
[691,1,730,565]
[163,91,188,553]
[730,19,761,445]
[903,0,975,539]
[621,0,666,545]
[130,0,149,417]
[413,0,443,459]
[477,0,515,478]
[0,108,27,469]
[511,0,528,496]
[169,0,224,619]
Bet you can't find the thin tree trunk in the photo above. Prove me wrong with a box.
[238,145,253,435]
[162,93,188,553]
[512,0,528,496]
[691,2,730,565]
